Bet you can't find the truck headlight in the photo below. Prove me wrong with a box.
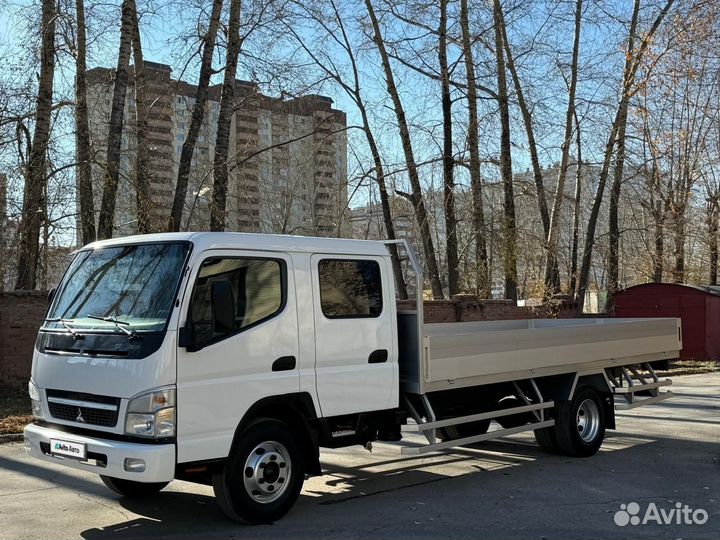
[125,388,175,438]
[28,380,43,419]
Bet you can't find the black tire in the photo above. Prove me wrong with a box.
[100,476,169,497]
[553,386,606,457]
[533,426,561,453]
[437,419,491,442]
[213,419,305,524]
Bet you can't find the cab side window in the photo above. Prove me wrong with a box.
[318,259,382,318]
[190,257,285,343]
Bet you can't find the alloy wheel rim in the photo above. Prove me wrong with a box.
[576,398,600,443]
[243,441,292,504]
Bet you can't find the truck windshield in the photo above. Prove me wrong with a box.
[45,242,190,334]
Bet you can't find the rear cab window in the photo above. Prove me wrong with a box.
[318,259,382,319]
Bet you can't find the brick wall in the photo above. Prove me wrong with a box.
[0,291,48,388]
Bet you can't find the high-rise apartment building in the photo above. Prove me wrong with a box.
[84,61,347,242]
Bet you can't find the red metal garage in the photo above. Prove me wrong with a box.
[613,283,720,361]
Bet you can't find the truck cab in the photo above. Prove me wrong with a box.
[25,232,400,522]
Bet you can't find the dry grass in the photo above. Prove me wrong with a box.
[0,387,32,435]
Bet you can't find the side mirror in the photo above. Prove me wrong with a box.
[47,287,56,305]
[211,280,235,334]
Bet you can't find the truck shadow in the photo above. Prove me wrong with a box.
[76,433,720,539]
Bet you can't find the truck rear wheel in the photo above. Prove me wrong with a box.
[437,419,490,442]
[213,419,305,524]
[100,476,169,497]
[553,386,606,457]
[496,396,533,429]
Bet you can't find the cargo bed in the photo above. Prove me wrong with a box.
[398,315,682,394]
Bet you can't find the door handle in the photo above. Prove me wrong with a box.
[272,356,296,371]
[368,349,388,364]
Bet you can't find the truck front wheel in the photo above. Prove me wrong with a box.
[100,476,169,497]
[213,419,305,524]
[553,386,606,457]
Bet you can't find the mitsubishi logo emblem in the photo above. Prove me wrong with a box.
[75,408,85,423]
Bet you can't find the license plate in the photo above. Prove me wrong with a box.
[50,439,87,460]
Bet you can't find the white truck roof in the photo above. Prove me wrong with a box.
[84,232,391,257]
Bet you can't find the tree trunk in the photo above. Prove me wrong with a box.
[575,108,621,305]
[545,0,582,294]
[97,0,133,240]
[438,0,458,297]
[365,0,444,299]
[672,206,685,283]
[168,0,224,231]
[569,111,582,293]
[607,100,629,297]
[493,0,517,301]
[652,201,664,282]
[360,105,408,300]
[709,197,719,285]
[460,0,489,297]
[75,0,95,245]
[15,0,56,289]
[210,0,242,232]
[128,0,151,234]
[499,16,550,241]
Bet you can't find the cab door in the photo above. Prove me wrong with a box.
[176,250,299,463]
[310,254,396,417]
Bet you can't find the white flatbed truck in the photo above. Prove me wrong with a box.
[24,233,680,523]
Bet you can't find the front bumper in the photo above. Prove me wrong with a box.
[24,423,176,483]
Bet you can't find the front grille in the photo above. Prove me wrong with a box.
[46,389,120,428]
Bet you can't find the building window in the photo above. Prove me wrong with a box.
[189,257,286,344]
[318,259,382,319]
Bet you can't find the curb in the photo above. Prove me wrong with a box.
[0,433,24,444]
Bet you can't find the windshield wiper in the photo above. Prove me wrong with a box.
[44,318,84,340]
[87,314,140,340]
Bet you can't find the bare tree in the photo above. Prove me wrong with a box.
[545,0,582,294]
[74,0,95,245]
[499,14,550,255]
[15,0,56,289]
[569,110,582,293]
[438,0,459,297]
[577,0,675,307]
[168,0,224,231]
[493,0,517,301]
[459,0,489,297]
[364,0,444,299]
[128,0,151,233]
[210,0,242,232]
[97,0,134,239]
[708,192,719,284]
[607,0,676,295]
